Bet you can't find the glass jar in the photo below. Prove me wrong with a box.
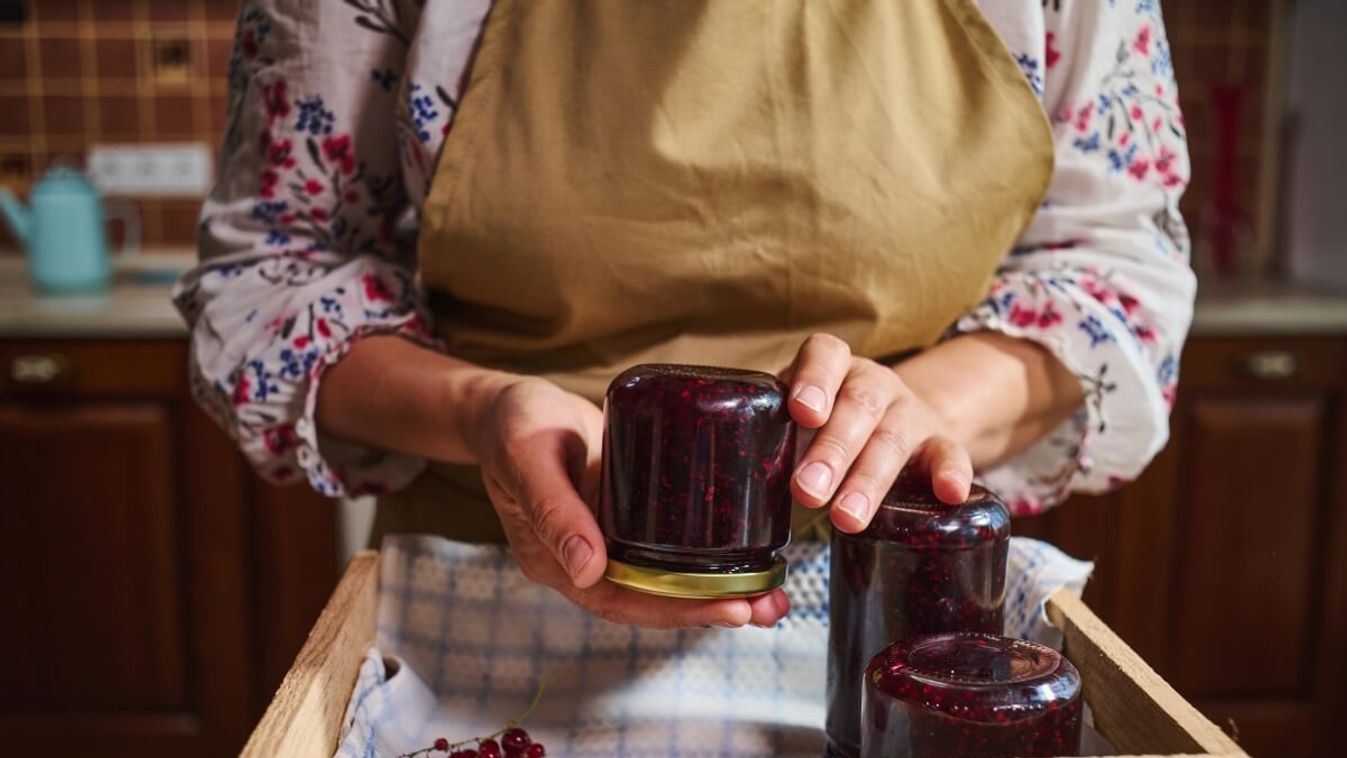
[861,633,1083,758]
[826,477,1010,758]
[598,364,796,598]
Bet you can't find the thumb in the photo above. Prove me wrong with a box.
[511,430,609,588]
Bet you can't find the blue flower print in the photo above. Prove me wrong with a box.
[370,68,398,91]
[1078,316,1114,347]
[408,82,439,142]
[251,200,290,225]
[1014,53,1044,96]
[295,96,335,135]
[1073,133,1101,153]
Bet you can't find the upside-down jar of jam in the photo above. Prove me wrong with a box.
[598,364,796,598]
[826,477,1010,758]
[861,632,1083,757]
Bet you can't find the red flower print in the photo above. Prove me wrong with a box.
[304,179,324,196]
[1009,304,1038,328]
[1128,159,1150,180]
[278,212,296,225]
[260,169,280,199]
[316,318,332,338]
[321,135,356,175]
[363,273,393,302]
[1045,31,1061,69]
[1130,104,1144,121]
[1038,304,1063,328]
[1152,116,1162,132]
[344,190,359,204]
[1075,103,1092,134]
[1156,147,1176,173]
[268,139,295,168]
[232,376,251,405]
[1120,132,1130,147]
[263,79,291,120]
[310,207,329,221]
[293,335,310,349]
[1133,26,1152,56]
[263,424,299,456]
[241,28,258,58]
[1119,293,1139,314]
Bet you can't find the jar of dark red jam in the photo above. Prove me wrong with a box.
[598,364,796,599]
[826,478,1010,758]
[861,633,1083,757]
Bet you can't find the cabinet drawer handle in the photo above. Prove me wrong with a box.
[9,353,72,385]
[1243,350,1299,380]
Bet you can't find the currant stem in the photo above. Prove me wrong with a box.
[395,681,547,757]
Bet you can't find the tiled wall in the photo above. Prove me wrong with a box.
[0,0,1285,268]
[0,0,236,249]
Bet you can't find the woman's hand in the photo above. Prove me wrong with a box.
[470,376,791,629]
[785,334,975,532]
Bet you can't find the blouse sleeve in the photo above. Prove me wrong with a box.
[171,2,480,497]
[954,0,1196,514]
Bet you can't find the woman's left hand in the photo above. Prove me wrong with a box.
[785,333,973,532]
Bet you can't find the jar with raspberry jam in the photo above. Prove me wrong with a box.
[862,632,1083,757]
[826,477,1010,758]
[598,364,796,598]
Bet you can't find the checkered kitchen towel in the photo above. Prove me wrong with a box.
[335,536,1092,758]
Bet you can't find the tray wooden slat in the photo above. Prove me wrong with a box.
[241,551,379,758]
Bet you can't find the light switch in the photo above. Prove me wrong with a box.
[87,143,214,197]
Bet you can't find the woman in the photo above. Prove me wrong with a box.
[176,0,1192,631]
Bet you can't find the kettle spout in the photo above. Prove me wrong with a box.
[0,188,30,245]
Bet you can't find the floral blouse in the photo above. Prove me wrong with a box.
[173,0,1195,515]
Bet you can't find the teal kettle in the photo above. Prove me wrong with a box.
[0,164,139,294]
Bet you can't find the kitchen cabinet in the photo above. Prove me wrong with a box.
[1016,335,1347,758]
[0,339,338,758]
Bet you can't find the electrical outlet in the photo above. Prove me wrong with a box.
[87,143,214,197]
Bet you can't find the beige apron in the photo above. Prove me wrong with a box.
[375,0,1053,543]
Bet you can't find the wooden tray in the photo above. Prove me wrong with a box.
[242,551,1248,758]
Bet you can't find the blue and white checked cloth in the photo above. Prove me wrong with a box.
[335,536,1091,758]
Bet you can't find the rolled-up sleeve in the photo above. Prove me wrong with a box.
[955,0,1195,514]
[172,3,438,497]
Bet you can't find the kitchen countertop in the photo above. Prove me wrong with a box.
[0,252,192,338]
[1,253,1346,339]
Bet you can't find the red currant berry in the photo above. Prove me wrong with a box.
[478,740,503,758]
[523,744,545,758]
[434,737,450,751]
[502,728,530,750]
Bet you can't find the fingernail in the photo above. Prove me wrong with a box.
[751,622,774,629]
[797,461,833,497]
[714,619,740,628]
[562,535,593,579]
[837,491,870,525]
[794,385,827,413]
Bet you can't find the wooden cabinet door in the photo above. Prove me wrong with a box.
[0,340,256,758]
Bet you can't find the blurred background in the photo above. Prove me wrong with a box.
[0,1,1343,757]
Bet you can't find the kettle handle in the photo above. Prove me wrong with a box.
[105,200,141,257]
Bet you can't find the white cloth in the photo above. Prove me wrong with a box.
[335,536,1093,758]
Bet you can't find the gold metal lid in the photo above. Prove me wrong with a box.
[603,557,788,599]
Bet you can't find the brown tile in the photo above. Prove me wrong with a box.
[95,37,141,79]
[208,93,229,127]
[38,37,84,80]
[0,39,27,80]
[91,0,137,22]
[40,95,88,137]
[147,0,193,23]
[33,2,82,22]
[204,37,233,78]
[151,94,196,137]
[0,96,31,138]
[204,0,239,23]
[96,95,142,140]
[159,199,203,246]
[1194,2,1236,35]
[148,36,197,85]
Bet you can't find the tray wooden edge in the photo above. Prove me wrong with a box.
[241,550,380,758]
[1046,588,1249,758]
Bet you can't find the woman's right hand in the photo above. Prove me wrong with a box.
[469,376,791,630]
